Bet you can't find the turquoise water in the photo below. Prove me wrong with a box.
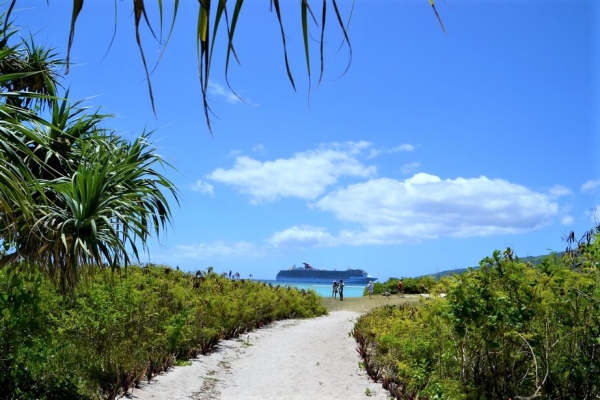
[256,279,366,298]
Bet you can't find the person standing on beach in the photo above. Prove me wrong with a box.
[332,280,339,298]
[367,281,374,299]
[339,279,344,301]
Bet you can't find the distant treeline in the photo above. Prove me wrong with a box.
[414,251,566,280]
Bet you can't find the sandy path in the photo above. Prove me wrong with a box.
[129,311,390,399]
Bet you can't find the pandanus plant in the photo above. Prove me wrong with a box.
[0,10,63,248]
[26,132,178,293]
[0,12,179,293]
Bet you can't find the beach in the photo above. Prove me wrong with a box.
[129,295,420,399]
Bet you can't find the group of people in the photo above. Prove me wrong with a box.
[332,279,404,300]
[331,279,344,301]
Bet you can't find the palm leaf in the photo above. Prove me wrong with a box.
[197,0,213,133]
[301,0,311,90]
[66,0,83,74]
[53,0,445,134]
[429,0,447,35]
[29,131,178,292]
[271,0,297,92]
[133,0,157,117]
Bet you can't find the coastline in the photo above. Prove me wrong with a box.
[254,279,377,298]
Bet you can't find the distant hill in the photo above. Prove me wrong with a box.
[416,251,565,280]
[518,252,565,265]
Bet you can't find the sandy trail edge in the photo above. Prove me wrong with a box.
[127,311,390,400]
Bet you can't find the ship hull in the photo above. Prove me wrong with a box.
[275,276,375,284]
[276,269,378,284]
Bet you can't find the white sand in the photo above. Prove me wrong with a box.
[129,311,390,400]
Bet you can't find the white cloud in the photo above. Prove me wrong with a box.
[368,143,415,158]
[252,144,266,154]
[208,81,241,104]
[269,226,334,248]
[400,162,421,175]
[393,144,415,152]
[172,241,268,260]
[561,216,574,225]
[190,180,215,196]
[581,179,600,193]
[207,142,376,203]
[548,185,572,198]
[296,173,560,246]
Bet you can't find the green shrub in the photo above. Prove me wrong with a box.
[363,276,440,296]
[354,242,600,399]
[0,265,326,399]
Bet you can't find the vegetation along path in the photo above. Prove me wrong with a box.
[131,296,419,400]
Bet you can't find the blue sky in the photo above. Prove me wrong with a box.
[12,0,599,281]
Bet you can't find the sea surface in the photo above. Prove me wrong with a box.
[255,279,367,298]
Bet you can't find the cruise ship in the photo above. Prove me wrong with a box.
[276,263,378,284]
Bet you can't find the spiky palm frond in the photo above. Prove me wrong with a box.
[63,0,356,134]
[0,130,37,246]
[8,90,112,181]
[18,131,178,293]
[0,37,62,111]
[64,0,447,133]
[0,5,179,294]
[0,38,51,250]
[6,1,446,133]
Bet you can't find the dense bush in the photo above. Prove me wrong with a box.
[354,236,600,399]
[0,265,326,399]
[364,275,440,296]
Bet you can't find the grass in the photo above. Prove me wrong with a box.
[320,294,423,314]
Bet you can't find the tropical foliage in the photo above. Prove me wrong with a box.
[364,275,443,297]
[0,265,326,399]
[0,11,178,293]
[353,229,600,399]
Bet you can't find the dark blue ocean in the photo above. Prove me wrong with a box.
[255,279,367,298]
